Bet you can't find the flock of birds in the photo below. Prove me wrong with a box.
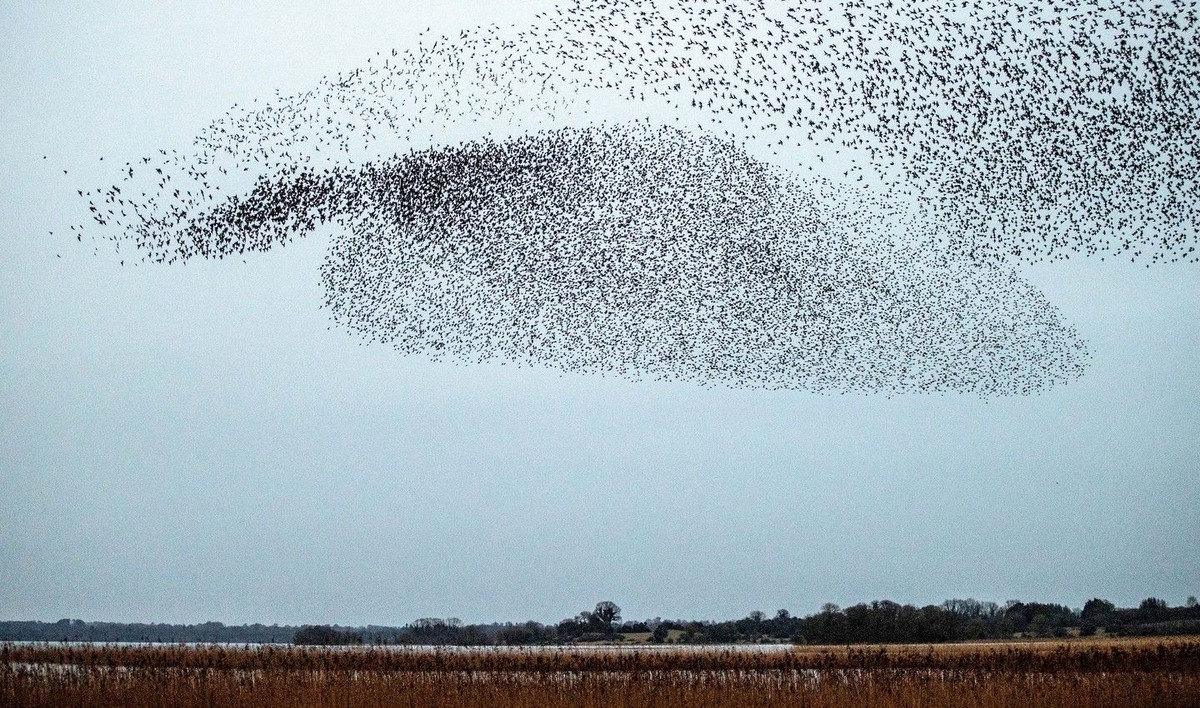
[70,0,1198,394]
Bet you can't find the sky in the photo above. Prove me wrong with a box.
[1,1,1197,626]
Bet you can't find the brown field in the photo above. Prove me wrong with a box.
[2,636,1198,707]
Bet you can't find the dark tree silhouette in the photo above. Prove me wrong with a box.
[592,601,622,631]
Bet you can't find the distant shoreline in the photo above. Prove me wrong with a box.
[5,634,1200,650]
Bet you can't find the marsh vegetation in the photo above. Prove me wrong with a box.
[3,635,1196,707]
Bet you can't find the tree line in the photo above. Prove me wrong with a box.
[2,596,1196,646]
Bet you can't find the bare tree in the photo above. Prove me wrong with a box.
[592,601,622,630]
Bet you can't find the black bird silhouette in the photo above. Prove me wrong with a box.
[70,0,1200,394]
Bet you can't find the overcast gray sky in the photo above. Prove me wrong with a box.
[1,1,1197,626]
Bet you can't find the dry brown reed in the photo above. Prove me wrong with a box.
[3,636,1197,707]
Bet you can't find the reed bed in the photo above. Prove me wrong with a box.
[3,636,1197,707]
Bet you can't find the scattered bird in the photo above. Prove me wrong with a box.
[68,0,1198,393]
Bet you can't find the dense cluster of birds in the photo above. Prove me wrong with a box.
[69,0,1199,393]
